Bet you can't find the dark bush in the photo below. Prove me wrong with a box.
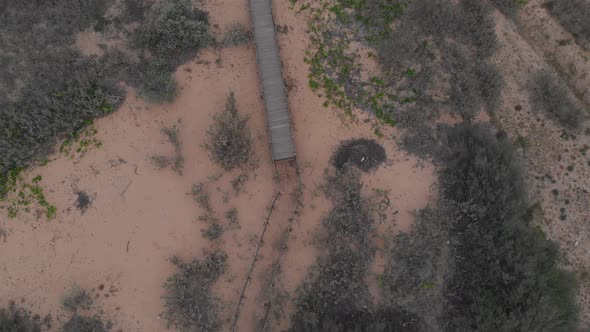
[438,123,579,331]
[75,191,92,213]
[135,0,211,59]
[61,315,105,332]
[546,0,590,50]
[136,59,177,103]
[489,0,525,16]
[530,70,584,128]
[205,92,253,170]
[332,138,386,172]
[0,302,50,332]
[163,251,227,332]
[0,1,126,196]
[61,286,93,311]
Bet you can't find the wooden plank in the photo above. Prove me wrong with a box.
[250,0,296,160]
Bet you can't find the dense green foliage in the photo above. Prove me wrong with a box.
[163,252,227,331]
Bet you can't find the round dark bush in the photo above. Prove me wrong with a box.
[332,138,386,172]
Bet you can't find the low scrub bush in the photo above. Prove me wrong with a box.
[61,285,93,311]
[61,314,106,332]
[0,302,50,332]
[530,70,584,128]
[332,138,386,172]
[163,251,227,331]
[222,23,251,47]
[546,0,590,49]
[205,92,253,170]
[136,59,177,103]
[135,0,211,59]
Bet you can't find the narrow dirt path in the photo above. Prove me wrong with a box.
[230,160,300,331]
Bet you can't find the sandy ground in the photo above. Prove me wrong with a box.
[0,0,435,331]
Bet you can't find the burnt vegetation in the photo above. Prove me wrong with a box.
[0,0,211,195]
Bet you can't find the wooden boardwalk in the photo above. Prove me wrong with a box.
[250,0,296,160]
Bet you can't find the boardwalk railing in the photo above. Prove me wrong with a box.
[250,0,296,160]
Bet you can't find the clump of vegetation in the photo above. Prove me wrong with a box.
[61,285,93,311]
[1,173,57,220]
[439,124,578,330]
[136,59,178,103]
[222,23,251,47]
[150,155,171,169]
[201,223,223,240]
[0,0,212,193]
[530,70,585,128]
[61,314,106,332]
[163,252,227,331]
[75,191,91,214]
[205,92,253,170]
[135,0,211,59]
[0,302,51,332]
[161,123,184,175]
[332,138,386,172]
[191,182,212,213]
[225,208,239,225]
[546,0,590,50]
[231,173,249,194]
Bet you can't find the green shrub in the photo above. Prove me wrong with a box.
[163,252,227,331]
[205,92,253,170]
[136,0,211,58]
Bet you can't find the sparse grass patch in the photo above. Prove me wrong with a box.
[163,252,227,331]
[192,182,212,213]
[0,173,56,220]
[230,173,249,194]
[201,223,223,240]
[205,92,253,170]
[222,23,251,47]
